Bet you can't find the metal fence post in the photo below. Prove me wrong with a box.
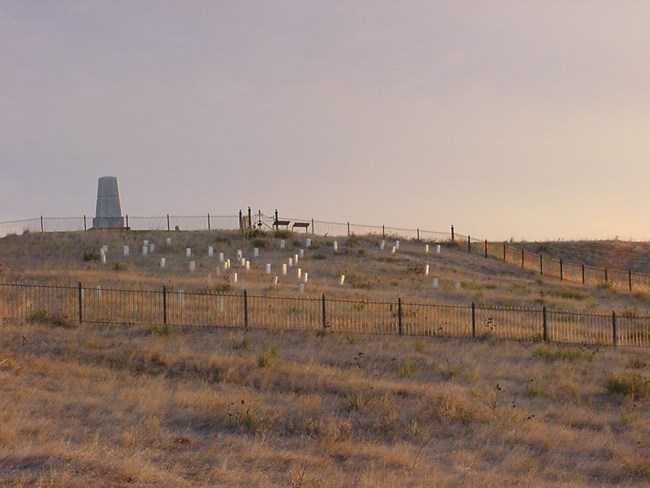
[398,298,403,336]
[312,219,315,235]
[542,305,548,342]
[162,285,167,324]
[540,255,543,275]
[382,225,385,239]
[467,235,471,253]
[582,264,585,284]
[417,228,420,241]
[471,301,476,338]
[521,248,525,268]
[243,290,249,331]
[83,215,87,231]
[40,215,44,232]
[560,260,563,281]
[125,214,129,228]
[503,243,506,261]
[78,281,83,324]
[167,214,171,231]
[612,311,618,347]
[321,293,327,329]
[347,222,350,237]
[484,240,488,258]
[628,270,632,291]
[207,213,211,231]
[451,225,454,242]
[605,268,608,284]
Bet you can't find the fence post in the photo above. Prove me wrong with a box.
[207,213,211,231]
[582,264,585,284]
[467,235,471,253]
[78,281,83,324]
[347,222,350,237]
[382,225,385,239]
[540,255,543,275]
[321,293,327,329]
[416,228,420,241]
[605,268,608,284]
[484,240,488,258]
[542,305,548,342]
[125,214,129,228]
[503,243,506,261]
[40,215,44,232]
[628,270,632,292]
[243,290,249,331]
[560,260,563,281]
[167,214,171,231]
[83,215,87,231]
[398,298,403,336]
[471,301,476,338]
[521,248,524,268]
[162,286,167,325]
[612,311,618,347]
[312,219,315,235]
[451,225,454,242]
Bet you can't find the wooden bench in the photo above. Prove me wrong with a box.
[292,222,310,233]
[273,219,291,230]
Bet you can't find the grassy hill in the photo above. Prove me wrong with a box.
[1,230,649,486]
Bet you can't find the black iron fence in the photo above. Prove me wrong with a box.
[1,282,648,348]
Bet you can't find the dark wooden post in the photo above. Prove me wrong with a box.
[347,222,350,237]
[162,286,168,325]
[560,260,563,281]
[503,243,506,261]
[207,213,211,231]
[382,225,385,239]
[540,255,543,275]
[83,215,87,231]
[471,301,476,338]
[521,248,525,268]
[312,219,315,235]
[605,268,608,284]
[484,240,488,258]
[417,228,420,241]
[542,306,548,342]
[321,294,327,329]
[467,235,471,253]
[582,264,585,284]
[167,214,171,231]
[628,270,632,291]
[243,290,249,331]
[274,209,279,230]
[612,311,618,347]
[78,281,83,324]
[398,298,403,336]
[40,215,44,232]
[451,225,454,242]
[125,214,129,228]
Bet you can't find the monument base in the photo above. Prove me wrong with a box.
[92,217,125,229]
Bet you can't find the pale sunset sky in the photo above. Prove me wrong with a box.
[2,1,649,240]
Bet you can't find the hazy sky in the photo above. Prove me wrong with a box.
[2,1,649,240]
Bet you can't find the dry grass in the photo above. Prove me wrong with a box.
[0,320,649,486]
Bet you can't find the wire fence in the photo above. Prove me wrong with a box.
[3,212,650,293]
[1,282,648,348]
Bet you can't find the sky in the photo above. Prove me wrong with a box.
[2,1,650,241]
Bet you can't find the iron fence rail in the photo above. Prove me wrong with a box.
[2,282,648,348]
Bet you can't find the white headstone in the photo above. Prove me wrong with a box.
[232,272,238,283]
[189,260,196,272]
[280,239,286,249]
[253,247,259,258]
[454,281,461,289]
[166,237,172,245]
[143,240,149,247]
[142,246,148,257]
[299,249,304,258]
[237,250,243,260]
[208,246,214,257]
[294,253,299,264]
[265,263,271,274]
[246,261,251,271]
[425,264,430,275]
[160,257,166,268]
[149,243,155,254]
[395,240,400,250]
[186,248,191,258]
[436,244,441,253]
[333,241,338,252]
[303,272,308,283]
[432,278,439,288]
[297,268,302,279]
[100,254,106,264]
[298,283,305,293]
[273,276,279,286]
[101,245,108,254]
[380,240,385,250]
[391,246,396,254]
[425,244,429,254]
[288,258,293,268]
[215,266,221,276]
[219,252,224,263]
[340,274,345,285]
[123,245,129,257]
[305,238,311,248]
[282,263,287,275]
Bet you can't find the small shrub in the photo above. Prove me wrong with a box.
[397,359,415,379]
[345,335,360,345]
[628,357,646,370]
[438,363,461,379]
[251,238,266,249]
[83,249,101,262]
[313,253,327,260]
[605,371,650,400]
[341,391,372,412]
[525,381,549,398]
[257,347,277,368]
[231,337,252,350]
[274,230,293,239]
[149,324,171,336]
[28,309,73,328]
[315,328,329,338]
[547,287,587,300]
[414,340,425,353]
[407,263,426,275]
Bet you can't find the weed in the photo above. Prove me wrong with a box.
[407,264,426,274]
[149,323,171,336]
[312,253,327,260]
[345,335,360,345]
[83,249,101,262]
[228,400,262,433]
[231,337,252,350]
[438,363,461,380]
[547,287,587,300]
[257,347,277,368]
[315,328,329,338]
[251,238,267,249]
[533,345,594,362]
[628,357,646,370]
[397,359,416,379]
[274,230,293,239]
[27,309,73,328]
[605,371,650,400]
[525,380,549,398]
[341,391,372,412]
[414,340,425,353]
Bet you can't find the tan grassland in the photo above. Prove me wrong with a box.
[1,230,649,486]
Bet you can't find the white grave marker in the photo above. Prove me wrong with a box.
[237,250,243,261]
[436,244,441,253]
[298,283,305,293]
[303,272,308,283]
[215,266,221,277]
[101,254,106,264]
[282,263,287,275]
[189,260,196,272]
[160,257,166,268]
[219,252,224,262]
[395,240,400,250]
[425,244,430,254]
[273,276,279,286]
[149,243,155,254]
[166,237,172,245]
[297,268,302,279]
[280,239,286,249]
[299,249,304,258]
[294,253,299,264]
[454,281,461,289]
[186,248,192,258]
[391,246,397,254]
[339,274,345,285]
[333,241,338,252]
[208,246,214,257]
[142,246,148,256]
[246,261,251,271]
[253,247,259,258]
[425,264,430,275]
[123,245,129,256]
[265,263,271,274]
[288,258,293,267]
[380,240,385,250]
[305,238,311,248]
[432,278,439,288]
